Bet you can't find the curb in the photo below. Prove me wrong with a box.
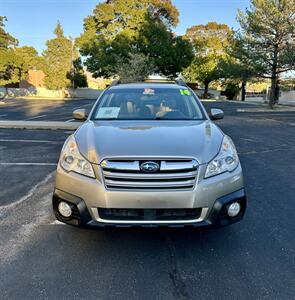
[0,121,81,130]
[225,100,263,106]
[6,97,96,101]
[237,107,295,113]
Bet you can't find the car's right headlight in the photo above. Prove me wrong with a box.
[205,135,239,178]
[59,135,95,178]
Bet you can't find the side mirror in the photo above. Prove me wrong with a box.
[209,108,224,120]
[73,108,88,121]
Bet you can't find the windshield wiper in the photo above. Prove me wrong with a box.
[153,117,193,120]
[94,118,119,120]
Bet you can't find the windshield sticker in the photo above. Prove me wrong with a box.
[96,107,120,119]
[143,88,155,95]
[180,89,191,96]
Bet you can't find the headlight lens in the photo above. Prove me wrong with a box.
[205,135,239,178]
[59,135,95,178]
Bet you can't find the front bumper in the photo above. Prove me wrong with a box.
[53,162,246,228]
[52,188,247,228]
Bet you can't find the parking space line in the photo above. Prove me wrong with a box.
[24,114,47,120]
[75,103,93,109]
[0,172,54,211]
[0,139,62,143]
[0,120,80,130]
[50,220,66,225]
[0,162,57,166]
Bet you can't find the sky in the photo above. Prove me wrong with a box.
[1,0,250,54]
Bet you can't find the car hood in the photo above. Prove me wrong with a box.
[74,120,224,165]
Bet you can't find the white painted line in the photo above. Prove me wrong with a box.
[0,114,7,117]
[65,119,75,122]
[237,108,295,113]
[0,172,54,210]
[50,220,66,225]
[75,103,93,109]
[0,120,80,130]
[24,114,47,120]
[0,139,62,143]
[0,162,57,166]
[240,138,256,142]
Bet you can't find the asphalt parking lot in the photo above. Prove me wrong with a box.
[0,98,95,122]
[0,99,294,299]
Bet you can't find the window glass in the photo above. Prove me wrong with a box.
[91,88,205,120]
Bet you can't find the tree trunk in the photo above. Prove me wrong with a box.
[241,80,246,101]
[269,45,278,109]
[18,68,22,88]
[269,76,277,109]
[204,81,210,98]
[274,77,280,104]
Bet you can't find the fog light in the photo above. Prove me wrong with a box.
[58,201,72,218]
[227,202,241,217]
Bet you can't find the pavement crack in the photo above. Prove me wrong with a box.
[0,173,56,265]
[239,146,295,156]
[164,234,191,300]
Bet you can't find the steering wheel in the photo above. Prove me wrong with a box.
[161,110,188,119]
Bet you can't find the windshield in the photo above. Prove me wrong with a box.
[91,87,205,121]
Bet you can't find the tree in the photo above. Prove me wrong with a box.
[0,50,17,86]
[220,36,257,101]
[79,0,178,45]
[43,22,87,90]
[77,0,192,79]
[137,19,193,78]
[43,22,72,89]
[115,53,155,82]
[183,54,221,96]
[183,22,232,97]
[14,46,42,82]
[67,57,88,88]
[235,0,295,108]
[0,16,18,50]
[0,16,18,87]
[223,80,241,100]
[0,46,42,87]
[219,59,253,101]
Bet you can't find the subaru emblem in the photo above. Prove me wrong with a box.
[140,161,160,173]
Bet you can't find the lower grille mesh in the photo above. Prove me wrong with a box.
[98,208,202,221]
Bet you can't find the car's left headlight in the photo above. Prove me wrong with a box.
[205,135,239,178]
[59,135,95,178]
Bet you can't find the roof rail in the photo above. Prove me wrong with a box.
[109,79,121,87]
[144,78,175,83]
[175,76,187,87]
[107,77,188,87]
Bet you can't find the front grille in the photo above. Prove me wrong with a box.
[101,159,198,191]
[98,208,202,221]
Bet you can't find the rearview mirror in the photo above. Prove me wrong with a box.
[209,108,224,120]
[73,108,88,121]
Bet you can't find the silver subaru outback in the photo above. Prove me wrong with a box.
[53,82,246,228]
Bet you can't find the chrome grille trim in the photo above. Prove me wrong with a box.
[101,159,198,191]
[103,170,197,179]
[101,160,139,171]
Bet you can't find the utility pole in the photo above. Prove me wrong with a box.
[70,36,75,89]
